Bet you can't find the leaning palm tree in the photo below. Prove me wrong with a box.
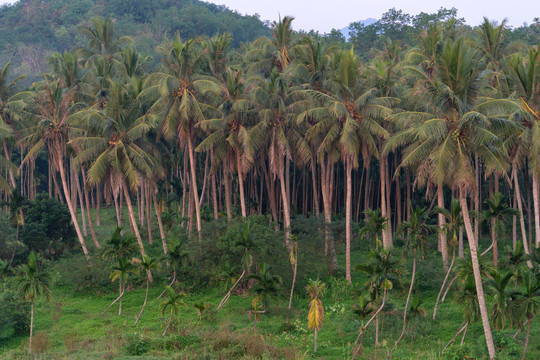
[134,254,158,325]
[160,286,186,336]
[107,256,137,316]
[14,252,51,353]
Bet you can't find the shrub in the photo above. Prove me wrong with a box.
[124,333,149,356]
[0,287,30,342]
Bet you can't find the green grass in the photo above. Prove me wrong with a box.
[1,207,538,359]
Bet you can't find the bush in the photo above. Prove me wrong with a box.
[124,332,149,356]
[0,287,30,342]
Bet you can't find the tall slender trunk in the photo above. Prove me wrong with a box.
[57,156,89,259]
[532,172,540,248]
[29,298,34,353]
[438,180,448,270]
[522,318,532,360]
[433,248,456,320]
[211,149,219,220]
[113,185,121,227]
[118,279,123,316]
[311,161,320,217]
[153,192,167,253]
[237,153,247,217]
[278,169,291,249]
[145,182,153,245]
[321,160,338,273]
[314,328,318,353]
[96,184,101,226]
[513,165,533,264]
[345,158,353,284]
[74,170,87,237]
[380,155,389,249]
[288,242,298,310]
[460,189,496,360]
[82,170,99,249]
[123,185,152,284]
[224,157,232,220]
[187,136,202,240]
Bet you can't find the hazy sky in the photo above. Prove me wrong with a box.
[0,0,538,33]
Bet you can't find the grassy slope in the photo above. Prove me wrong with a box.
[0,207,538,359]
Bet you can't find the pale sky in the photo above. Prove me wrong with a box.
[0,0,538,33]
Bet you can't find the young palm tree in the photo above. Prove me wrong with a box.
[160,285,186,336]
[485,269,516,330]
[134,254,158,325]
[107,257,137,316]
[393,207,435,351]
[100,227,138,261]
[306,278,326,353]
[248,262,282,309]
[14,252,51,353]
[358,209,388,250]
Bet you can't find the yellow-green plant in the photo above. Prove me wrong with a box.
[306,278,326,353]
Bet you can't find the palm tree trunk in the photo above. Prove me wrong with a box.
[224,157,232,220]
[433,248,456,320]
[380,155,389,249]
[145,182,153,245]
[393,248,416,351]
[460,189,496,360]
[532,173,540,248]
[163,309,173,336]
[29,298,34,353]
[278,169,291,249]
[513,165,533,265]
[351,287,387,360]
[215,270,245,313]
[118,279,123,316]
[438,180,448,270]
[57,156,89,259]
[288,243,298,310]
[311,161,320,217]
[522,318,531,360]
[237,153,247,217]
[314,328,318,353]
[153,192,167,253]
[134,278,149,325]
[187,136,202,240]
[321,160,338,273]
[74,169,87,237]
[443,321,468,352]
[345,158,353,283]
[81,169,99,249]
[113,184,121,227]
[96,184,101,226]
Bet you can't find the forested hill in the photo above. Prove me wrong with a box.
[0,0,270,76]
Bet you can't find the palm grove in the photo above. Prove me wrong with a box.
[0,13,540,359]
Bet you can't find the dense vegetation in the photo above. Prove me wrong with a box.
[0,3,540,359]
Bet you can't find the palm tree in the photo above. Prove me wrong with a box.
[388,38,512,358]
[107,256,137,316]
[78,16,132,60]
[306,278,326,353]
[482,192,519,267]
[143,34,219,241]
[134,254,158,325]
[393,207,435,351]
[20,76,89,258]
[100,227,138,261]
[160,285,186,336]
[14,252,51,353]
[485,269,516,330]
[358,208,388,250]
[356,248,404,348]
[216,220,259,313]
[248,262,282,309]
[71,79,164,267]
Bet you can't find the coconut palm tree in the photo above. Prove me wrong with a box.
[71,79,163,267]
[160,285,186,336]
[393,207,435,350]
[358,208,388,250]
[20,76,89,258]
[143,34,219,241]
[14,252,51,353]
[100,227,138,261]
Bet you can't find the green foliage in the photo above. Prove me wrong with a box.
[21,194,76,258]
[0,287,30,342]
[124,332,149,356]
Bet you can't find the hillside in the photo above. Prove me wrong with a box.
[0,0,270,78]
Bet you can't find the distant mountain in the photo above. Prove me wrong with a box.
[340,18,377,40]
